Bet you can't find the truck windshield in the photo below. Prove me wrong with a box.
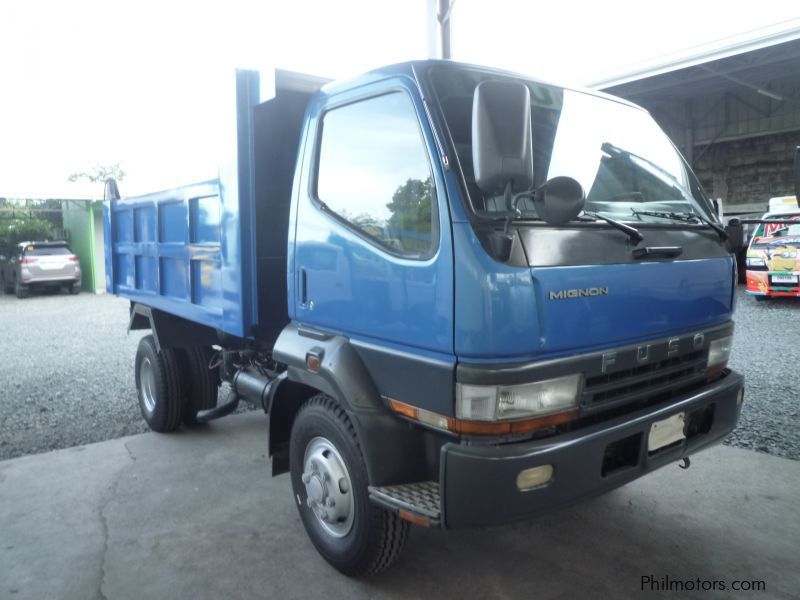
[427,65,715,224]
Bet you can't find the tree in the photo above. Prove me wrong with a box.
[0,198,63,236]
[350,212,382,232]
[385,177,433,252]
[0,218,55,254]
[68,163,126,184]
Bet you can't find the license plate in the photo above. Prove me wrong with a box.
[648,412,686,452]
[39,263,61,270]
[772,275,798,284]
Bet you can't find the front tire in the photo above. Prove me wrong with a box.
[290,395,409,576]
[135,335,185,432]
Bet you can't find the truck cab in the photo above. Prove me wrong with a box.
[288,58,742,526]
[105,60,745,576]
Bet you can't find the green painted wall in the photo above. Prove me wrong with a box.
[62,201,100,291]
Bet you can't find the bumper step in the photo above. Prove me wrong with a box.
[368,481,441,526]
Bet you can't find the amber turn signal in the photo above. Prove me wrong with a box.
[388,398,578,436]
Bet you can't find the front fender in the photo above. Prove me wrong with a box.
[271,322,383,413]
[269,322,436,485]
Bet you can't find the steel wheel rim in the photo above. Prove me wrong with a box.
[302,436,355,538]
[139,357,157,414]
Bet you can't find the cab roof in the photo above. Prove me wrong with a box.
[319,60,645,112]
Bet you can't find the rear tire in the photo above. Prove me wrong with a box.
[1,275,12,294]
[135,335,185,432]
[181,346,220,425]
[14,280,29,299]
[290,394,409,576]
[755,295,770,302]
[69,284,81,295]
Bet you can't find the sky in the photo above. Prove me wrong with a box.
[0,0,798,197]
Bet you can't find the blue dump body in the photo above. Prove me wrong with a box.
[106,61,745,567]
[105,180,230,330]
[106,69,323,339]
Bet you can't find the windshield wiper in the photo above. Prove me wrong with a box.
[491,208,644,245]
[581,211,644,245]
[493,183,645,245]
[631,209,727,242]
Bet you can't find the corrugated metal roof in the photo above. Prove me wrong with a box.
[588,18,800,89]
[0,181,104,201]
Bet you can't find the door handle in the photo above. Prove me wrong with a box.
[299,268,308,305]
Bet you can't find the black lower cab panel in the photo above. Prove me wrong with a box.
[371,371,743,529]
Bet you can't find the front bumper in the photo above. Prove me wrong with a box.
[745,270,800,297]
[440,370,744,528]
[21,274,81,286]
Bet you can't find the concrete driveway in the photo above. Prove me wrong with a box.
[2,413,798,599]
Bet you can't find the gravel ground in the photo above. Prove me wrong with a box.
[726,289,800,460]
[0,291,149,460]
[0,288,797,461]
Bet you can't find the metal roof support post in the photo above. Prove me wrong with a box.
[684,99,695,164]
[427,0,454,59]
[439,0,453,59]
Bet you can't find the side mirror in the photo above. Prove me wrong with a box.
[535,176,586,225]
[794,146,800,207]
[472,80,534,196]
[725,218,744,251]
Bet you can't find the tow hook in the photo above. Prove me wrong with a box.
[678,456,691,470]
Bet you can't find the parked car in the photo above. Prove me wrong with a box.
[0,241,82,298]
[744,199,800,300]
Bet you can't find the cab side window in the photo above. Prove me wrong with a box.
[316,92,436,258]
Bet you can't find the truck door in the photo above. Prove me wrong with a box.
[292,79,454,360]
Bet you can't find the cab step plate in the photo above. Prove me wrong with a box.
[368,481,441,525]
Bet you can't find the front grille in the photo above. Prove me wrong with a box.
[583,349,707,410]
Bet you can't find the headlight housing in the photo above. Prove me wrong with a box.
[746,256,765,267]
[706,335,733,380]
[456,374,583,421]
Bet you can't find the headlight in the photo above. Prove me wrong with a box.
[456,374,583,421]
[746,257,765,267]
[706,336,733,381]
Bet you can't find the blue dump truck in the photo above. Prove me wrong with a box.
[105,61,748,575]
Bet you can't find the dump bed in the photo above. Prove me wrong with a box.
[104,69,327,340]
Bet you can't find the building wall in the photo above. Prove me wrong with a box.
[692,130,798,206]
[654,78,800,149]
[611,70,799,208]
[92,207,106,291]
[62,201,97,292]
